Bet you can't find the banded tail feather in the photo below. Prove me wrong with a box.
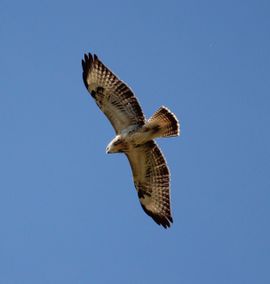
[146,106,180,138]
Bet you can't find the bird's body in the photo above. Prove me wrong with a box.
[82,53,180,228]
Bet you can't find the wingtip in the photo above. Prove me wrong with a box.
[82,52,98,70]
[82,52,94,89]
[159,218,172,229]
[141,203,173,229]
[153,213,173,229]
[82,52,94,63]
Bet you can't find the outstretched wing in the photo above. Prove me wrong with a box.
[126,141,173,228]
[82,53,145,134]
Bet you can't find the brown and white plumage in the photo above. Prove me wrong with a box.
[82,53,179,228]
[82,53,145,134]
[126,141,172,228]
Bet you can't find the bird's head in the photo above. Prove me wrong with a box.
[106,135,125,154]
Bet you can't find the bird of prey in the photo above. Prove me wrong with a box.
[82,53,180,228]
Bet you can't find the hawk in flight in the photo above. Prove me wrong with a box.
[82,53,180,228]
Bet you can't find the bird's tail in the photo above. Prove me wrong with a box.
[146,106,180,138]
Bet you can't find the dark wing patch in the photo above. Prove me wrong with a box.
[82,53,145,134]
[126,141,173,228]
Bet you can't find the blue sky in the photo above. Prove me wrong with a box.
[0,0,270,283]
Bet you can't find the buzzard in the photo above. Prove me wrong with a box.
[82,53,180,228]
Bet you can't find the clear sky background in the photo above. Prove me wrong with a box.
[0,0,269,283]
